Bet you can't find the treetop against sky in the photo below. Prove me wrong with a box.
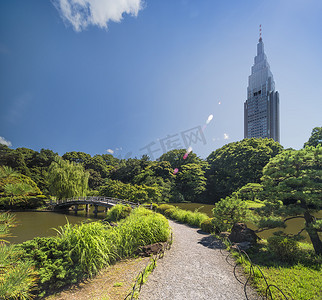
[0,0,321,158]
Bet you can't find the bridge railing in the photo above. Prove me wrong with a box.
[52,196,140,208]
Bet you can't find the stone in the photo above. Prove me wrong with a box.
[136,243,164,257]
[228,223,259,244]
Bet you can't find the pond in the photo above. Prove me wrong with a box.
[168,202,322,243]
[6,206,106,244]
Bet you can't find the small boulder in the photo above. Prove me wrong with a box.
[137,243,164,257]
[228,223,259,244]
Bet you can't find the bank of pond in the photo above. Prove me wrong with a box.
[7,202,322,244]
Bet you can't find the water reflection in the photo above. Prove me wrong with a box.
[168,202,322,243]
[7,206,106,244]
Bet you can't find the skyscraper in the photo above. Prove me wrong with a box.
[244,33,280,142]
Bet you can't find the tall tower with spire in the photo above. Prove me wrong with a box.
[244,27,280,142]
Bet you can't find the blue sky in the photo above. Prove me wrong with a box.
[1,0,321,159]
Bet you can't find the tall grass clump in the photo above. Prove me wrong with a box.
[56,221,119,276]
[116,206,170,257]
[17,207,170,297]
[105,204,132,222]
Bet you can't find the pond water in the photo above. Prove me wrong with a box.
[6,207,106,244]
[168,202,322,243]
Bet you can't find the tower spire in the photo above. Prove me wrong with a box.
[259,24,262,41]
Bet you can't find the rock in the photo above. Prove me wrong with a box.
[228,223,259,244]
[231,242,252,251]
[136,243,164,257]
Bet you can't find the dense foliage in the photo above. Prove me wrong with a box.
[303,126,322,148]
[257,145,322,255]
[0,145,57,195]
[99,179,162,203]
[105,204,132,222]
[17,207,170,297]
[212,193,251,232]
[206,138,283,201]
[0,212,36,300]
[0,166,46,209]
[48,156,89,199]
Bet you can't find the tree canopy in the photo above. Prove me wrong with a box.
[258,146,322,255]
[48,156,89,199]
[206,138,283,201]
[303,126,322,148]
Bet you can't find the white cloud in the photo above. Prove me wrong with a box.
[0,136,12,147]
[106,148,114,154]
[52,0,144,32]
[223,133,229,140]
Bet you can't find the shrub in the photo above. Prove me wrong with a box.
[105,204,132,222]
[212,194,250,232]
[156,204,175,214]
[0,195,46,209]
[200,218,215,233]
[267,236,300,263]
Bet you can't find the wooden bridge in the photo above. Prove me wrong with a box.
[49,196,145,216]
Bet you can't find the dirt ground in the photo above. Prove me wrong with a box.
[46,257,151,300]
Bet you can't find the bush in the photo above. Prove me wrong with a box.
[212,194,250,232]
[156,204,175,214]
[0,195,46,209]
[105,204,132,222]
[267,236,300,263]
[200,218,215,233]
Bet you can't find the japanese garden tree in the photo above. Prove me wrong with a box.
[258,146,322,255]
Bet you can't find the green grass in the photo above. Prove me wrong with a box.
[254,264,322,300]
[155,204,208,228]
[236,241,322,300]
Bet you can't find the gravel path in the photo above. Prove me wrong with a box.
[139,220,258,300]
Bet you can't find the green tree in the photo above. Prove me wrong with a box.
[62,151,91,164]
[0,145,30,175]
[206,138,283,201]
[0,166,44,209]
[212,193,250,232]
[236,183,263,201]
[258,146,322,255]
[111,157,150,183]
[158,149,204,170]
[85,155,115,178]
[48,156,89,199]
[304,126,322,148]
[174,163,207,202]
[87,169,105,190]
